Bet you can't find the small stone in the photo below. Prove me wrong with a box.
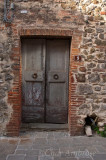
[96,53,103,59]
[102,74,106,82]
[88,74,100,83]
[101,63,106,69]
[99,34,104,39]
[76,74,86,82]
[0,43,3,48]
[103,86,106,90]
[100,104,106,111]
[95,39,102,45]
[102,41,106,46]
[98,59,106,63]
[0,54,4,61]
[61,3,67,9]
[94,86,101,91]
[87,63,96,68]
[0,79,3,83]
[0,113,4,123]
[78,84,93,95]
[93,0,99,4]
[90,48,95,54]
[98,122,104,127]
[4,65,11,68]
[103,99,106,103]
[101,90,106,95]
[79,104,88,109]
[79,67,86,72]
[83,50,88,55]
[0,100,7,109]
[96,28,104,33]
[92,104,100,110]
[94,15,103,21]
[87,55,94,60]
[84,38,92,44]
[5,74,13,81]
[95,39,106,46]
[88,16,93,21]
[85,126,92,137]
[0,90,6,98]
[100,22,104,25]
[85,28,95,33]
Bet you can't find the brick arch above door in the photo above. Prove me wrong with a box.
[6,28,85,136]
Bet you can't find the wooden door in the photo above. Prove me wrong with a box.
[22,38,69,124]
[46,39,69,123]
[22,39,45,123]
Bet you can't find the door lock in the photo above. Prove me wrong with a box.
[53,74,59,80]
[32,73,37,79]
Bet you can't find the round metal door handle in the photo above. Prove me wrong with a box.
[53,74,59,80]
[32,73,37,79]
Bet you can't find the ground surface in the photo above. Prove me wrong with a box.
[0,131,106,160]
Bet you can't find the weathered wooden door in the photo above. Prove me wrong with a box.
[22,38,69,124]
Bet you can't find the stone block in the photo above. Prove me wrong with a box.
[103,99,106,103]
[96,28,104,33]
[79,67,86,72]
[77,84,93,95]
[5,74,13,81]
[88,74,100,83]
[76,74,86,82]
[95,39,106,46]
[99,34,104,39]
[101,63,106,69]
[85,126,92,137]
[85,28,95,33]
[87,55,94,60]
[102,75,106,82]
[98,122,104,127]
[100,104,106,111]
[94,86,101,91]
[92,104,100,111]
[90,48,95,53]
[87,63,96,68]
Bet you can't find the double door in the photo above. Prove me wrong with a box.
[22,38,70,124]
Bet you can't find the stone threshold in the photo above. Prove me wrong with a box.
[21,123,68,132]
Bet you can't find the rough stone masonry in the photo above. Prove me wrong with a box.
[0,0,106,136]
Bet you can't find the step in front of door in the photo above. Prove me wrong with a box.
[21,123,68,132]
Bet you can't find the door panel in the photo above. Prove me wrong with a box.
[48,83,65,106]
[22,39,45,123]
[46,40,69,123]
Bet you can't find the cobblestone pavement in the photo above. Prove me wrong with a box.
[0,131,106,160]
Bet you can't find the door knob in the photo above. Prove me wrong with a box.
[32,73,37,79]
[53,74,59,80]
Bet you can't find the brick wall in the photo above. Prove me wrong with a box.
[0,0,105,136]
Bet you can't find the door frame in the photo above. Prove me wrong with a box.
[6,29,84,136]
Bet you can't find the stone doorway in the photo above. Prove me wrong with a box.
[6,29,84,136]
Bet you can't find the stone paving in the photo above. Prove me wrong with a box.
[0,131,106,160]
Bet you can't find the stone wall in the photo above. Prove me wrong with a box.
[0,0,106,136]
